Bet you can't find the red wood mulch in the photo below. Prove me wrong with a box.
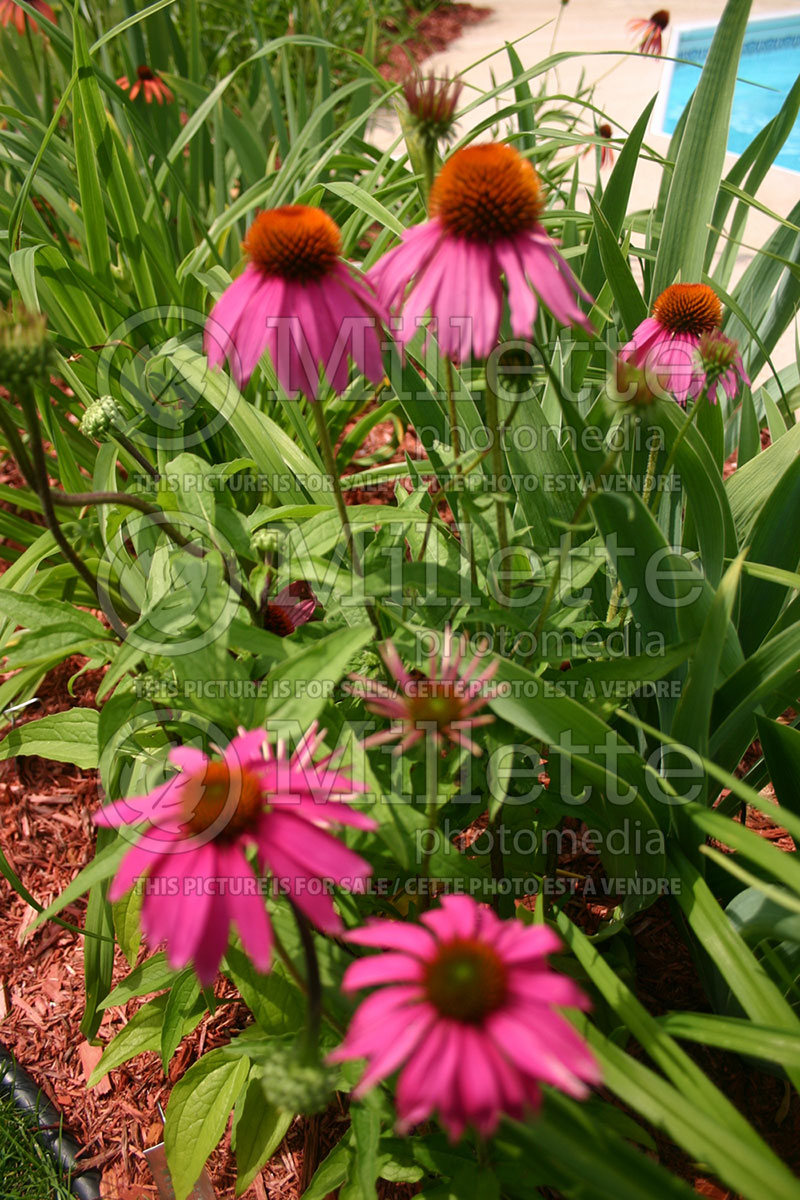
[379,4,491,82]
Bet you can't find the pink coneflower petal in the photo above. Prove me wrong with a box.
[205,206,385,394]
[369,144,593,362]
[334,896,597,1139]
[346,919,438,959]
[94,724,372,983]
[194,911,232,986]
[619,283,745,406]
[344,953,425,991]
[216,842,273,972]
[266,810,372,883]
[353,1008,436,1096]
[396,1019,459,1130]
[94,778,185,829]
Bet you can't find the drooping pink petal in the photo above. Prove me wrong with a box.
[216,842,273,974]
[345,919,438,959]
[343,952,424,992]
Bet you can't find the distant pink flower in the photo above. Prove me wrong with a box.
[368,143,592,363]
[628,9,669,55]
[204,205,388,395]
[94,725,376,985]
[330,895,599,1139]
[619,282,749,405]
[116,65,173,105]
[350,628,500,755]
[0,0,54,34]
[261,582,317,636]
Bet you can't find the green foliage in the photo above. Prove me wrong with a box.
[0,1,798,1197]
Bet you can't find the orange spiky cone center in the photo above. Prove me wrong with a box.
[652,283,721,335]
[243,205,342,281]
[429,144,543,243]
[181,761,264,840]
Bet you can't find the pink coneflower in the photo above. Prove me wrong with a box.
[329,895,599,1139]
[618,283,749,405]
[116,65,174,105]
[0,0,55,34]
[262,581,317,636]
[583,123,615,170]
[204,205,388,395]
[628,9,669,55]
[94,725,376,985]
[367,143,593,363]
[350,630,499,755]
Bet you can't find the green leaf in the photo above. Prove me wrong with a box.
[0,708,100,769]
[757,715,800,815]
[574,1015,800,1200]
[99,952,177,1009]
[302,1134,352,1200]
[671,553,744,769]
[350,1101,381,1200]
[0,589,109,639]
[161,969,202,1072]
[165,1051,250,1200]
[652,0,753,295]
[258,623,373,725]
[555,908,778,1159]
[581,95,657,300]
[112,886,143,969]
[223,944,303,1035]
[738,452,800,654]
[89,993,178,1085]
[587,195,646,336]
[669,847,800,1093]
[232,1077,292,1195]
[659,1012,800,1066]
[726,418,800,543]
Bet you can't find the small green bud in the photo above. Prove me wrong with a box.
[258,1044,335,1115]
[0,304,53,393]
[252,528,281,558]
[349,648,381,677]
[80,395,120,440]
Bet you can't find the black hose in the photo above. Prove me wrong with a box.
[0,1042,101,1200]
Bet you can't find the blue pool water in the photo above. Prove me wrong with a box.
[661,14,800,172]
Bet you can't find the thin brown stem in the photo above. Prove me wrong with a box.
[18,390,99,599]
[49,489,259,621]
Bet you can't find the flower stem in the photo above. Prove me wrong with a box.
[112,429,159,480]
[48,489,259,622]
[484,378,510,605]
[16,388,99,601]
[421,732,439,910]
[290,901,323,1061]
[650,393,704,511]
[445,357,461,465]
[606,430,661,622]
[313,400,381,635]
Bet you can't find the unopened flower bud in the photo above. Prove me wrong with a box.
[258,1044,335,1115]
[402,70,462,143]
[252,528,281,558]
[696,330,740,385]
[80,395,120,440]
[0,304,53,393]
